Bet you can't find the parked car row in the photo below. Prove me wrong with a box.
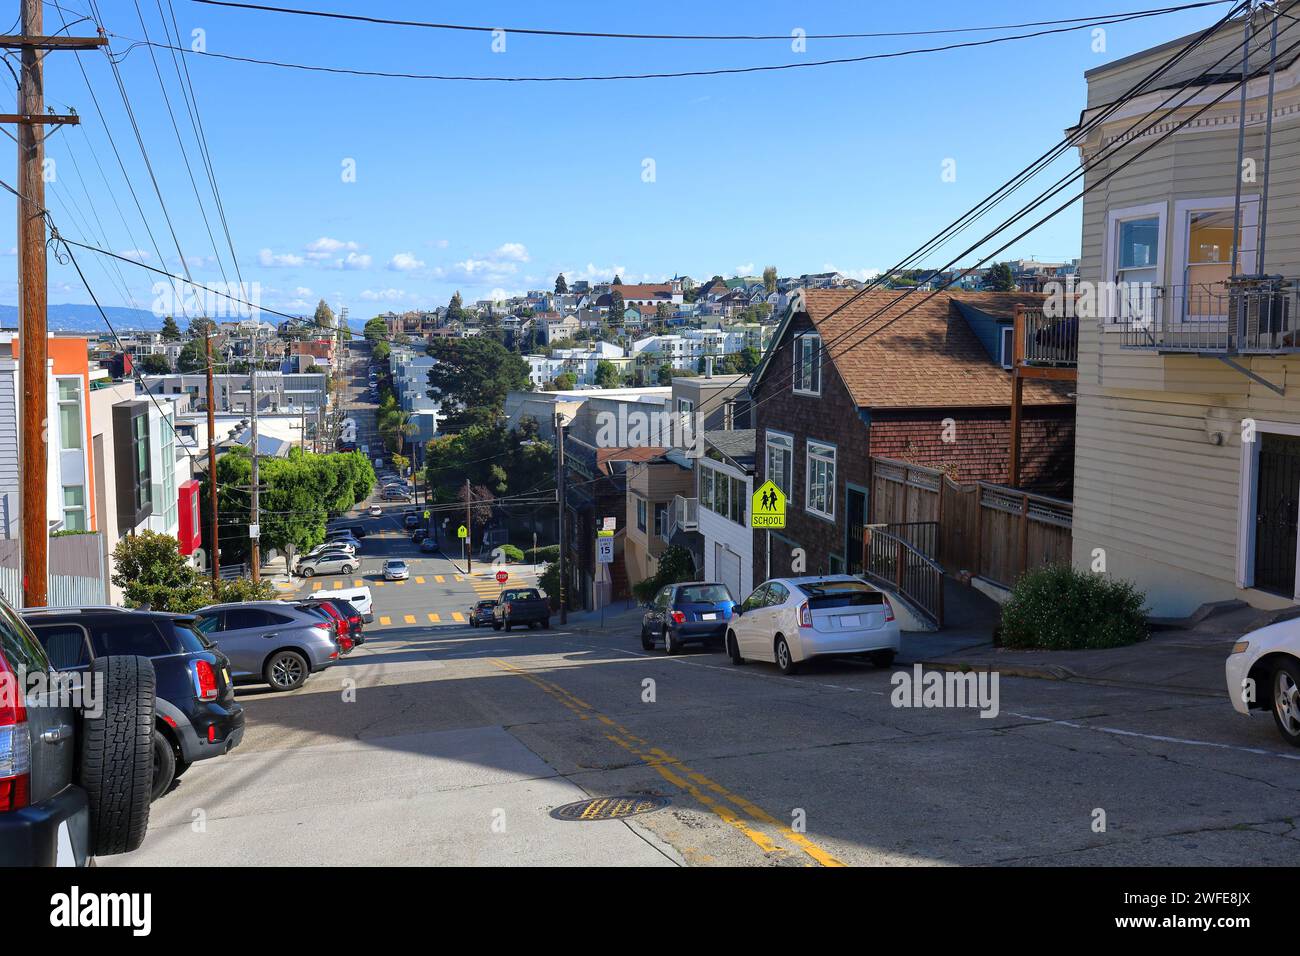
[640,575,900,674]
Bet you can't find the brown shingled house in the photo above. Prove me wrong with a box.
[748,288,1075,580]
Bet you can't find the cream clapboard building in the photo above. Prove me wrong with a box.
[1070,2,1300,615]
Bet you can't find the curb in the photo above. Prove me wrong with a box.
[913,657,1223,697]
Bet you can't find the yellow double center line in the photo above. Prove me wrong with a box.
[489,657,842,867]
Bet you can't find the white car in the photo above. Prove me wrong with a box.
[1225,619,1300,746]
[724,575,899,675]
[309,585,374,623]
[383,560,409,582]
[368,505,383,517]
[325,533,362,552]
[304,540,356,558]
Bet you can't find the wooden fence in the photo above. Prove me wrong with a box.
[868,457,1072,589]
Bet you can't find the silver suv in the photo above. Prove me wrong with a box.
[193,601,340,691]
[297,550,358,577]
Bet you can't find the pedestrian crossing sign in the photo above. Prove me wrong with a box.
[457,525,468,539]
[751,480,786,529]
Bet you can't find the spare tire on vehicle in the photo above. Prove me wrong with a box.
[78,655,155,856]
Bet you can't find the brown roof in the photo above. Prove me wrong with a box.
[614,283,674,301]
[596,446,667,475]
[801,289,1071,408]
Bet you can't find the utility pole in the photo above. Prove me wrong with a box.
[555,411,567,625]
[464,477,472,574]
[9,2,105,607]
[248,328,261,582]
[205,331,219,583]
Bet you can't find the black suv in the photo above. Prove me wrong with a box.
[0,598,154,866]
[22,607,245,802]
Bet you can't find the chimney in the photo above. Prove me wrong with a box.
[705,355,714,378]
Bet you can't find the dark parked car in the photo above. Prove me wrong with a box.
[640,582,737,654]
[298,602,354,654]
[403,513,421,530]
[411,528,429,544]
[22,607,245,801]
[420,537,439,554]
[0,597,154,866]
[193,601,340,691]
[493,588,550,631]
[326,521,367,539]
[469,600,497,627]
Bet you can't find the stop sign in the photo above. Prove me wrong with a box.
[496,570,508,584]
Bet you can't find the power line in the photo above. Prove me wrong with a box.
[106,5,1225,83]
[189,0,1231,41]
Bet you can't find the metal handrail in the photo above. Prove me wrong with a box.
[861,527,944,627]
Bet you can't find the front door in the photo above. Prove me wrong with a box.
[1255,433,1300,596]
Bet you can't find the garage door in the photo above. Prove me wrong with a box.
[717,545,742,603]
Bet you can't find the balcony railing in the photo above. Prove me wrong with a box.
[1119,277,1300,354]
[659,495,698,544]
[1019,307,1077,367]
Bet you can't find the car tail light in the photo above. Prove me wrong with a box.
[192,659,219,702]
[504,603,513,614]
[329,650,339,660]
[349,616,362,628]
[670,610,685,624]
[883,598,896,623]
[207,725,217,743]
[798,602,813,629]
[0,652,31,812]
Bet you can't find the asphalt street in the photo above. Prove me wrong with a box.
[105,343,1300,868]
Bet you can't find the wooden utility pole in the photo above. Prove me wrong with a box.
[464,477,472,574]
[555,411,567,625]
[205,332,220,583]
[10,1,104,607]
[248,331,261,582]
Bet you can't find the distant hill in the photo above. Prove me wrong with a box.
[0,303,160,332]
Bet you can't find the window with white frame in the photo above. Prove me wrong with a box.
[999,326,1014,369]
[765,431,793,499]
[793,333,821,395]
[806,440,836,519]
[62,485,86,531]
[57,377,83,451]
[699,462,745,525]
[1173,196,1258,323]
[1104,203,1166,324]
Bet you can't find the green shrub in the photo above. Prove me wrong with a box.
[532,544,560,565]
[632,544,696,605]
[498,544,525,563]
[539,562,562,610]
[999,564,1148,650]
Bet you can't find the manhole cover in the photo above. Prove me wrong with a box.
[550,795,670,821]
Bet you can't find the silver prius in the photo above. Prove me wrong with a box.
[724,575,900,675]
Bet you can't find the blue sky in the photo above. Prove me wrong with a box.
[0,0,1236,319]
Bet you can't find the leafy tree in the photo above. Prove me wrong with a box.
[314,298,336,329]
[763,266,778,294]
[188,315,216,337]
[608,289,625,328]
[446,291,466,324]
[656,364,675,386]
[632,544,696,603]
[111,530,276,612]
[391,452,410,476]
[594,359,619,389]
[373,339,391,363]
[458,482,495,529]
[140,353,172,374]
[160,315,182,341]
[984,262,1016,292]
[612,274,623,286]
[551,372,577,391]
[363,316,388,342]
[554,273,568,295]
[177,339,206,373]
[426,336,529,430]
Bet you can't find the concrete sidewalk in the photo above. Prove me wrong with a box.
[898,583,1255,698]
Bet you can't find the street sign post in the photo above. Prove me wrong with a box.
[597,537,614,564]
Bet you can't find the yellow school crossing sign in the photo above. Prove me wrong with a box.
[751,480,786,529]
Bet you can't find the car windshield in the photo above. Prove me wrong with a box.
[678,584,733,604]
[477,600,496,608]
[387,561,407,569]
[505,589,540,601]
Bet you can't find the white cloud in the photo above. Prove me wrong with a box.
[258,248,304,268]
[118,248,151,262]
[304,237,359,259]
[822,263,883,282]
[294,286,313,297]
[336,251,372,270]
[359,288,409,302]
[388,252,425,272]
[563,262,628,283]
[493,242,529,263]
[735,263,755,276]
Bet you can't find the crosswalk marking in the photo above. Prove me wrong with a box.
[379,616,392,626]
[427,613,439,623]
[452,611,465,622]
[354,579,363,587]
[454,575,464,582]
[312,581,322,591]
[414,576,425,584]
[435,575,445,583]
[333,581,342,589]
[375,581,385,587]
[404,614,417,624]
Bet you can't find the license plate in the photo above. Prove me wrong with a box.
[838,615,860,628]
[701,612,716,620]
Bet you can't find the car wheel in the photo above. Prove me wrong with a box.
[663,627,679,656]
[150,729,177,802]
[301,566,315,578]
[727,631,745,666]
[870,649,897,668]
[471,618,478,628]
[78,655,155,856]
[343,564,355,574]
[1271,659,1300,747]
[173,758,191,781]
[264,650,309,692]
[774,635,799,675]
[640,625,654,651]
